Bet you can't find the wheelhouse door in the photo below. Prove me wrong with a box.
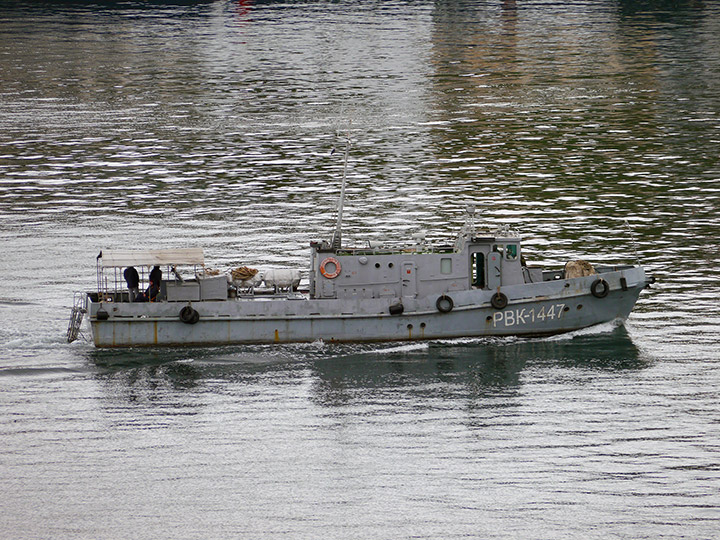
[402,262,417,298]
[487,251,502,290]
[471,252,485,288]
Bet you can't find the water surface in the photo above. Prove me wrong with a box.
[1,1,719,538]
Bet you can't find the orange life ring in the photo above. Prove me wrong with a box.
[319,257,341,279]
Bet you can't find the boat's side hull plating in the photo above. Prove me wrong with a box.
[88,268,646,347]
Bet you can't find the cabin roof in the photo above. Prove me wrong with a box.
[98,248,204,268]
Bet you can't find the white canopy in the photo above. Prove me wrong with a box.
[99,248,205,268]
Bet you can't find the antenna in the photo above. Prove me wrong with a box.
[624,219,640,265]
[331,134,351,250]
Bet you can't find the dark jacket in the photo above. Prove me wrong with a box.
[124,267,139,289]
[149,266,162,286]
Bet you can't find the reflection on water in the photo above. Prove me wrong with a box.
[87,325,647,412]
[310,326,646,406]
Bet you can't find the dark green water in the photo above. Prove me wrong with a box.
[1,1,719,538]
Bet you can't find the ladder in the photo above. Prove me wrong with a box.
[66,292,87,343]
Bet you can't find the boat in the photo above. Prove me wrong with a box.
[67,209,652,348]
[67,147,652,348]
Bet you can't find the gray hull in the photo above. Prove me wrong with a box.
[88,267,646,348]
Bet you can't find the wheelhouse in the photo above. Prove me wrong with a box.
[308,235,527,301]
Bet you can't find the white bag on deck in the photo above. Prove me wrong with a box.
[263,269,301,290]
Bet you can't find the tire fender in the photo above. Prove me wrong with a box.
[491,292,508,310]
[591,278,610,298]
[436,295,454,313]
[180,306,199,324]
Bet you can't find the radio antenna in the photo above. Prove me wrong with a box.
[624,219,640,265]
[331,133,351,250]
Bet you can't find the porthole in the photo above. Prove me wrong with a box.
[577,304,583,310]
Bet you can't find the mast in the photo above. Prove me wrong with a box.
[331,138,351,250]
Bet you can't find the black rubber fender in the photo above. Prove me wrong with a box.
[491,292,508,310]
[591,278,610,298]
[436,295,454,313]
[180,306,199,324]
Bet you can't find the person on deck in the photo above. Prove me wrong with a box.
[123,266,140,302]
[149,265,162,286]
[146,265,162,302]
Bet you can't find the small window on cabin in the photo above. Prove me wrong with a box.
[506,244,518,260]
[440,258,452,274]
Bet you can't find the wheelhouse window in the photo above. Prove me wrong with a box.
[440,258,452,275]
[506,244,518,260]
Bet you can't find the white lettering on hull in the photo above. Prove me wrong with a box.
[491,304,566,328]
